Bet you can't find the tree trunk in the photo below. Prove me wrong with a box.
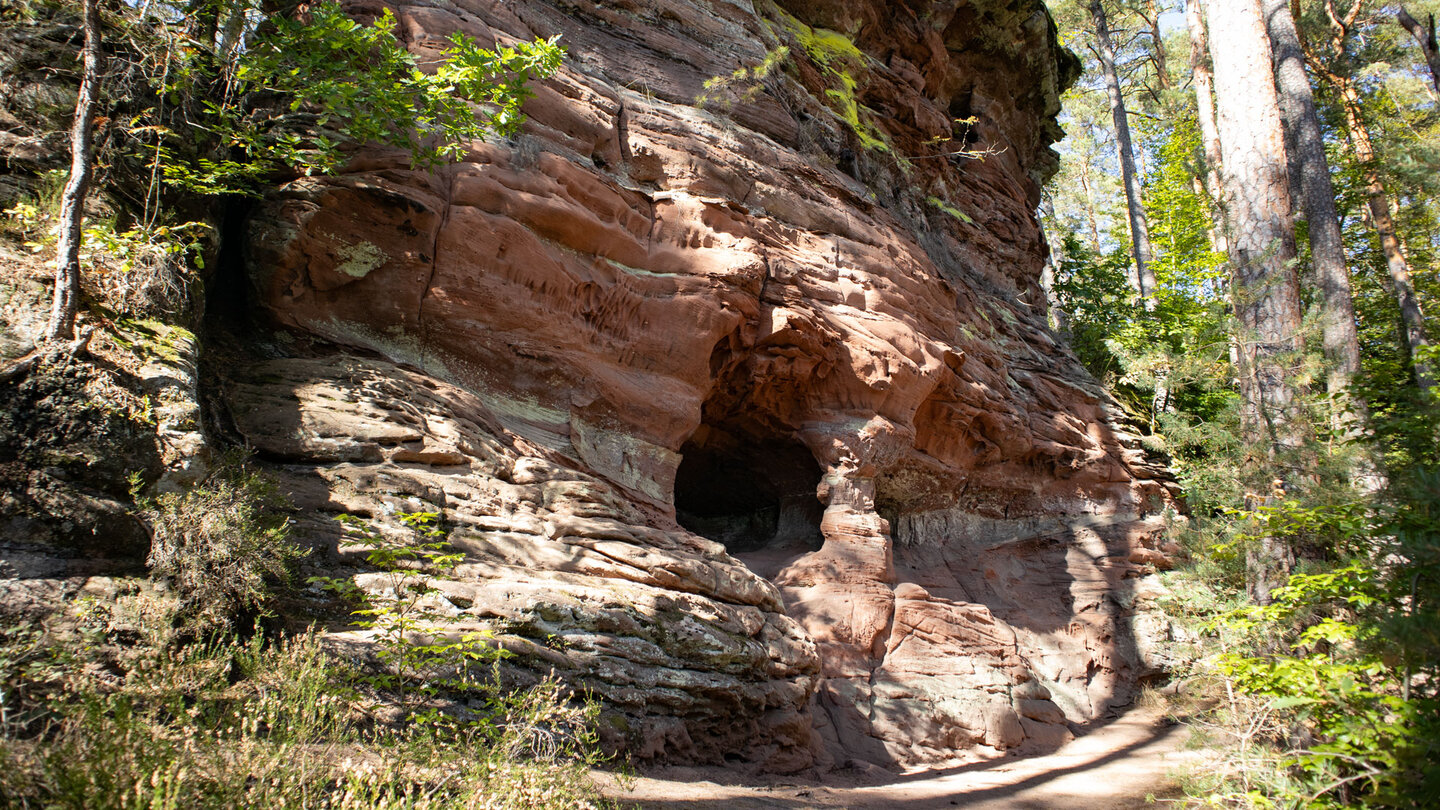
[1398,7,1440,96]
[1309,60,1437,394]
[1263,0,1363,413]
[1040,250,1071,338]
[1078,158,1103,253]
[1143,0,1172,91]
[45,0,103,342]
[1089,0,1159,309]
[1187,0,1227,252]
[1206,0,1308,604]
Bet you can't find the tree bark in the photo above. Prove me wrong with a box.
[1187,0,1227,251]
[1089,0,1159,309]
[1263,0,1363,412]
[45,0,103,342]
[1397,7,1440,95]
[1307,29,1437,394]
[1141,0,1172,92]
[1206,0,1308,604]
[1078,157,1103,253]
[1040,249,1071,338]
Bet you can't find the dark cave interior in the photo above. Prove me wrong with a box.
[673,420,824,560]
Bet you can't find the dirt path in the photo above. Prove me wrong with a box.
[599,706,1199,809]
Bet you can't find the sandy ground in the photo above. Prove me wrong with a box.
[597,705,1201,809]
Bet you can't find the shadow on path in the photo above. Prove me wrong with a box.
[604,708,1194,810]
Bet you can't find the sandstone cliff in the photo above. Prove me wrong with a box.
[222,0,1179,771]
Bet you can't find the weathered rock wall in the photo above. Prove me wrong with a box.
[229,0,1180,771]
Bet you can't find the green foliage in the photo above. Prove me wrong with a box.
[2,507,610,808]
[5,193,210,316]
[1045,2,1440,806]
[6,0,564,332]
[1050,111,1243,510]
[1050,232,1138,382]
[1344,211,1440,470]
[926,196,973,224]
[156,0,563,195]
[763,4,889,152]
[1177,473,1440,808]
[311,512,511,719]
[1143,118,1227,312]
[697,46,789,109]
[139,455,303,634]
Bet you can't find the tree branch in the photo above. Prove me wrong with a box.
[1397,6,1440,94]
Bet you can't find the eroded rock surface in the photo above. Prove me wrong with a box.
[230,0,1180,771]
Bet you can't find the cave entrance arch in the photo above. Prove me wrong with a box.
[673,418,824,580]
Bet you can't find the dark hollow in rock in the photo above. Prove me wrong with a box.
[674,423,823,560]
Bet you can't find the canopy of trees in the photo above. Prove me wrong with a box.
[1043,0,1440,804]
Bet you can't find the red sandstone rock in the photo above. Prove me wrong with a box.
[233,0,1179,771]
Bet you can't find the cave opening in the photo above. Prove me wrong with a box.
[673,420,824,577]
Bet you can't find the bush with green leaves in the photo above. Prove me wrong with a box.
[1176,470,1440,809]
[313,511,512,717]
[5,0,564,330]
[158,0,564,195]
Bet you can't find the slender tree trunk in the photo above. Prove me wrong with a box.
[1038,200,1073,337]
[1310,62,1437,394]
[1206,0,1308,604]
[1079,158,1103,253]
[1187,0,1228,253]
[1089,0,1159,309]
[1398,7,1440,95]
[45,0,103,342]
[1307,0,1436,394]
[1040,248,1071,338]
[1144,0,1172,91]
[1263,0,1363,413]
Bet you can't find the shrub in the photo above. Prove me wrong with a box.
[1170,471,1440,808]
[140,455,303,633]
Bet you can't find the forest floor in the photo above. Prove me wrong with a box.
[598,704,1201,809]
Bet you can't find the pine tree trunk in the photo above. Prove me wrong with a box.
[1206,0,1308,604]
[1144,0,1171,90]
[1307,4,1437,395]
[1263,0,1363,412]
[45,0,103,342]
[1079,159,1103,253]
[1397,7,1440,95]
[1187,0,1227,252]
[1318,67,1436,394]
[1089,0,1159,309]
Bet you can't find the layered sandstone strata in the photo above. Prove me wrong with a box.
[231,0,1181,770]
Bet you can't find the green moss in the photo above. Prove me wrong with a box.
[764,3,891,153]
[792,23,863,69]
[826,73,890,153]
[927,196,974,224]
[110,316,195,365]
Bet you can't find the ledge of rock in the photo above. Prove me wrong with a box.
[229,0,1179,771]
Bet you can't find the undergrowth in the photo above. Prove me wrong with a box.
[1155,468,1440,809]
[0,617,611,809]
[0,463,616,809]
[138,454,303,635]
